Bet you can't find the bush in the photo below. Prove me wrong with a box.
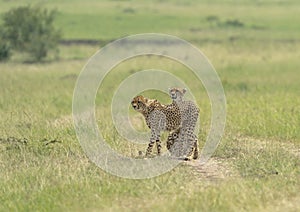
[0,40,10,61]
[0,5,61,62]
[0,29,11,61]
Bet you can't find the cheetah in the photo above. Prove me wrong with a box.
[131,95,181,157]
[168,87,199,160]
[167,128,198,160]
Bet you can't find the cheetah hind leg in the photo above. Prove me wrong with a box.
[145,140,155,157]
[184,135,198,160]
[146,129,161,157]
[171,140,182,158]
[166,133,174,151]
[156,139,162,155]
[145,140,161,157]
[192,138,199,160]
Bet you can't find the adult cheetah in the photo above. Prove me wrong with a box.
[168,87,199,160]
[131,95,181,157]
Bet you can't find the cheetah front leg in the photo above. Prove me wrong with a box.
[145,130,160,157]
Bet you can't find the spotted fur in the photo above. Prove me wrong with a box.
[168,87,199,160]
[167,128,198,160]
[131,95,181,156]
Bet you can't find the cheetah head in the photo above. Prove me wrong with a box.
[131,95,148,113]
[169,87,186,102]
[131,95,162,114]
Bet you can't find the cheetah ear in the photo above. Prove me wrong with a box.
[183,88,187,94]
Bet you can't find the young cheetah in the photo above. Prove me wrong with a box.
[131,95,181,156]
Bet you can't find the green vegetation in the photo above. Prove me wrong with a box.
[0,5,60,61]
[0,0,299,211]
[0,41,10,61]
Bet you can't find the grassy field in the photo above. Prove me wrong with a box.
[0,0,299,211]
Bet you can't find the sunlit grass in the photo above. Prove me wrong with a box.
[0,0,299,211]
[1,0,300,40]
[1,39,299,210]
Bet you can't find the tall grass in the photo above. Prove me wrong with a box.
[0,0,299,211]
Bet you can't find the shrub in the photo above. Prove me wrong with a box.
[222,19,244,28]
[0,41,11,61]
[0,5,61,62]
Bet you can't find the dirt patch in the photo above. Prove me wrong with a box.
[187,135,300,181]
[187,157,239,181]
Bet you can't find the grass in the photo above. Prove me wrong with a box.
[0,0,300,40]
[0,0,300,211]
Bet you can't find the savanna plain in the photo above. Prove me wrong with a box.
[0,0,299,211]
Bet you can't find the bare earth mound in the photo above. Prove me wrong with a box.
[187,157,239,180]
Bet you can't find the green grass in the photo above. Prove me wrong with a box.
[0,0,300,40]
[0,0,300,211]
